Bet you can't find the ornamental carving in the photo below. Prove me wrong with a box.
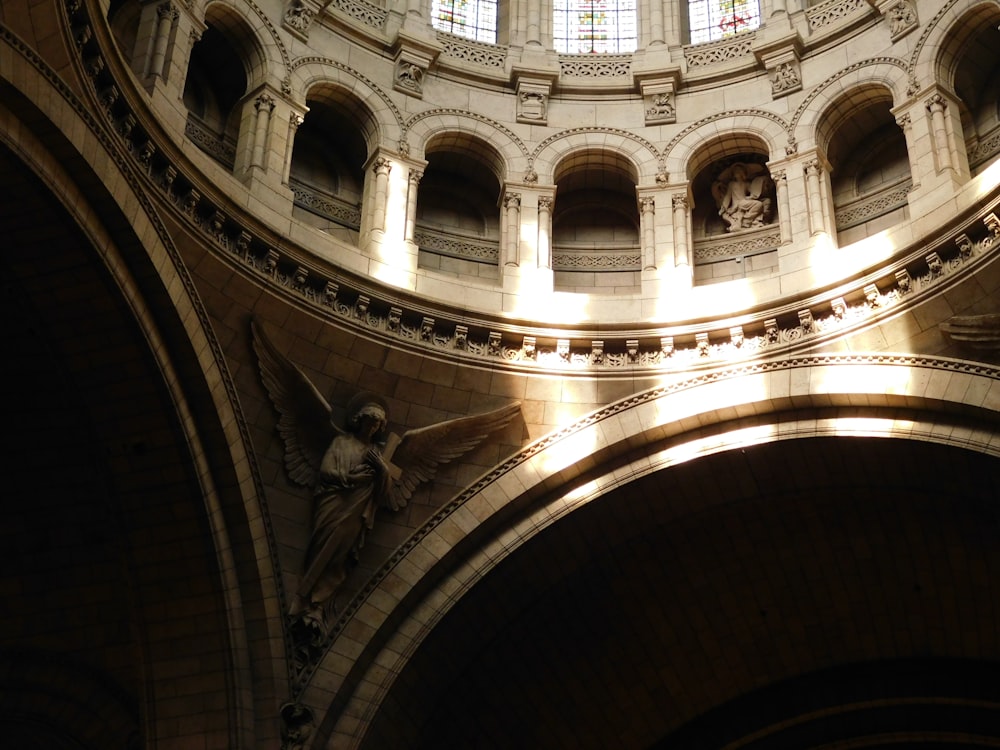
[558,54,631,77]
[683,34,754,68]
[283,1,313,34]
[712,162,776,233]
[884,0,917,39]
[330,0,388,29]
[770,61,801,97]
[805,0,867,31]
[252,322,519,642]
[645,92,675,124]
[395,61,424,95]
[518,91,547,122]
[439,32,506,69]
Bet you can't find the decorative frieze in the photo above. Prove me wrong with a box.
[290,180,362,229]
[806,0,868,31]
[329,0,388,29]
[683,34,755,68]
[439,32,506,69]
[552,250,642,271]
[558,54,631,77]
[834,180,912,230]
[415,229,500,263]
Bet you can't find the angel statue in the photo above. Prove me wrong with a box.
[712,162,775,233]
[251,321,521,632]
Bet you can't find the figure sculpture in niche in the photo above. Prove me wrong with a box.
[251,321,521,633]
[712,162,775,232]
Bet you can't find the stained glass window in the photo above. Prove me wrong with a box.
[687,0,761,44]
[431,0,499,44]
[553,0,638,54]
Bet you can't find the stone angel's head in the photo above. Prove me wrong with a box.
[345,392,389,441]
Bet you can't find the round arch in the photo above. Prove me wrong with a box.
[911,0,1000,93]
[532,127,660,185]
[0,49,287,748]
[309,354,1000,747]
[291,60,404,149]
[791,58,910,151]
[663,111,787,181]
[201,0,280,93]
[404,110,529,179]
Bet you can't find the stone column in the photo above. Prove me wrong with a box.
[804,159,826,236]
[772,169,792,244]
[371,156,393,233]
[503,192,522,267]
[537,196,553,269]
[925,93,954,173]
[526,0,542,47]
[640,196,656,270]
[282,112,305,186]
[648,0,665,46]
[148,2,179,80]
[672,194,690,267]
[251,93,275,170]
[894,111,919,189]
[405,169,423,242]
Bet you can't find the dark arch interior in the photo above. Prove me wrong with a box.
[0,140,235,748]
[362,436,1000,749]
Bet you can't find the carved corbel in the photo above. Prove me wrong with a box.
[752,31,804,100]
[873,0,918,41]
[392,32,442,99]
[282,0,330,41]
[637,67,681,125]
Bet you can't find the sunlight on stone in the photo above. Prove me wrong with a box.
[813,362,912,398]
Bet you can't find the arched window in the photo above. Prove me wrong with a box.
[431,0,499,43]
[553,0,638,54]
[688,0,761,45]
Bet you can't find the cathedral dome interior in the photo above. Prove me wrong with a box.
[1,0,999,747]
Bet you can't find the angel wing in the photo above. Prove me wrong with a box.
[384,402,521,511]
[750,174,772,199]
[711,179,726,208]
[251,319,339,488]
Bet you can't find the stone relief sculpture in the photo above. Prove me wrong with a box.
[770,61,801,95]
[283,0,313,33]
[251,321,520,635]
[645,92,676,123]
[886,0,917,37]
[518,90,547,122]
[712,162,775,232]
[395,61,424,93]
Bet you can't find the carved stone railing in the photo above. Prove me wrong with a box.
[683,32,755,69]
[834,179,911,231]
[415,227,499,263]
[184,113,235,169]
[289,179,362,229]
[558,54,631,78]
[438,32,507,69]
[806,0,868,31]
[693,227,780,263]
[328,0,387,29]
[969,124,1000,172]
[552,244,641,271]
